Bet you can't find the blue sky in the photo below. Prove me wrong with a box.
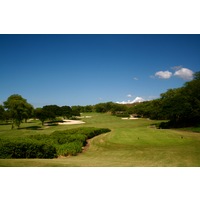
[0,34,200,107]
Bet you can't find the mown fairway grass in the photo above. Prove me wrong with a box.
[1,113,200,166]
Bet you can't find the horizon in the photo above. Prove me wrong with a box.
[1,34,200,108]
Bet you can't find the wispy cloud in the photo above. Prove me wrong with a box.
[127,94,132,98]
[174,67,194,80]
[133,77,139,81]
[150,75,155,79]
[155,70,172,79]
[171,65,182,71]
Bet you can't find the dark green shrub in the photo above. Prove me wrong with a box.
[115,113,130,118]
[0,138,57,159]
[50,127,111,156]
[158,122,171,129]
[0,127,111,159]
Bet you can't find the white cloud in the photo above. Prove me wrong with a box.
[155,70,172,79]
[133,97,145,103]
[127,94,132,98]
[174,67,194,80]
[153,66,194,81]
[116,97,144,104]
[133,77,138,80]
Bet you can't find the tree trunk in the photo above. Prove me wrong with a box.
[11,119,14,129]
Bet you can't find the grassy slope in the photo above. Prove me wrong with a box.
[0,113,200,166]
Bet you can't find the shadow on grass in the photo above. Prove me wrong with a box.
[18,126,44,130]
[0,123,11,125]
[45,124,59,127]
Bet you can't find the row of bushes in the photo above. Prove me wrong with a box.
[43,127,111,156]
[0,138,57,158]
[0,127,111,158]
[115,113,130,118]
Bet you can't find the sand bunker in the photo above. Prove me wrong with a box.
[77,116,92,119]
[122,117,139,120]
[58,120,85,125]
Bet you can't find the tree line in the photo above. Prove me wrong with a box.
[130,72,200,128]
[80,71,200,128]
[0,95,81,128]
[1,71,199,129]
[0,96,131,129]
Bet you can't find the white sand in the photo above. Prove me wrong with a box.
[122,117,139,120]
[77,116,92,119]
[58,120,85,125]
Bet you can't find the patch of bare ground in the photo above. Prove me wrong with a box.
[82,139,90,153]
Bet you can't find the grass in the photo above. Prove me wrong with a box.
[1,113,200,166]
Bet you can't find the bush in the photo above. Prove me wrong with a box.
[56,141,83,156]
[50,127,111,156]
[115,113,130,118]
[0,127,111,158]
[0,138,57,159]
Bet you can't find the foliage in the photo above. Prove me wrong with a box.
[0,127,111,158]
[34,105,80,125]
[60,106,73,118]
[115,113,130,118]
[3,94,34,129]
[131,71,200,128]
[83,105,94,112]
[34,108,52,125]
[56,142,83,156]
[0,138,57,158]
[50,127,111,156]
[94,102,127,114]
[0,105,5,121]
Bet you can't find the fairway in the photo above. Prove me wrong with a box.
[1,113,200,167]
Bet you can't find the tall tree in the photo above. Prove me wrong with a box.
[159,71,200,127]
[4,94,33,129]
[60,106,73,119]
[0,105,5,121]
[71,106,81,116]
[34,108,49,125]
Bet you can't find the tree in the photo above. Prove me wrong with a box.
[159,71,200,127]
[3,94,33,129]
[71,106,81,116]
[193,71,200,80]
[83,105,93,112]
[42,105,60,119]
[34,108,49,125]
[110,103,127,115]
[60,106,73,119]
[160,88,185,123]
[0,105,5,121]
[23,103,34,123]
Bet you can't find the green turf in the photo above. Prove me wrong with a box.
[1,113,200,166]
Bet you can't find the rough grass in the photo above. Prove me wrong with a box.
[1,113,200,166]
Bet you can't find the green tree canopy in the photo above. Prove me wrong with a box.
[34,108,49,125]
[0,105,5,121]
[3,94,33,129]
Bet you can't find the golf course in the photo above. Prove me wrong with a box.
[1,112,200,167]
